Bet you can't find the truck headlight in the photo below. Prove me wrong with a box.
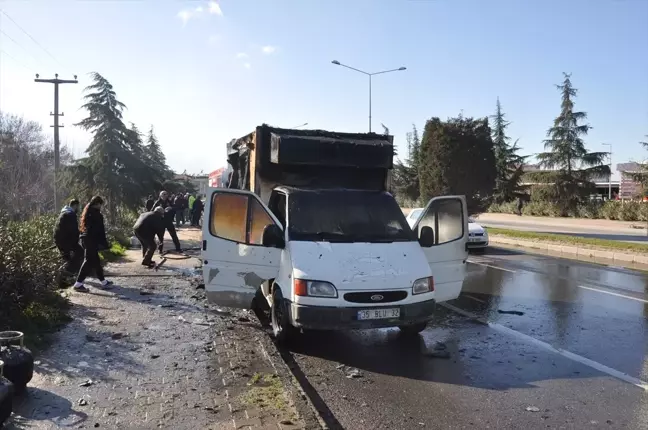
[294,279,338,298]
[412,277,434,295]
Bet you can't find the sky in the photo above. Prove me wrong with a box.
[0,0,647,180]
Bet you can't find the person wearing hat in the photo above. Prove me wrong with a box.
[133,206,165,267]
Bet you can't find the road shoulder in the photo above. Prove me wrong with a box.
[7,229,312,429]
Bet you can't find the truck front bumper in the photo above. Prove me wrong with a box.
[288,299,436,330]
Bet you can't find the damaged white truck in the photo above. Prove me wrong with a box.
[202,125,468,342]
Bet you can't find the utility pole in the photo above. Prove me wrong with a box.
[602,143,612,200]
[35,73,78,210]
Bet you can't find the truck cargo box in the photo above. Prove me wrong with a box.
[226,125,394,203]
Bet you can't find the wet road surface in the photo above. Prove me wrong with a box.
[478,218,648,243]
[285,247,648,429]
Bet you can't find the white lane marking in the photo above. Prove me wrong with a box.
[578,285,648,304]
[468,261,516,273]
[464,294,486,303]
[441,302,648,391]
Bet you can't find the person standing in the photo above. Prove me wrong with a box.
[191,196,204,227]
[73,196,113,292]
[53,199,83,278]
[153,191,182,253]
[517,195,525,216]
[145,194,155,211]
[173,194,185,227]
[133,206,165,267]
[188,193,196,227]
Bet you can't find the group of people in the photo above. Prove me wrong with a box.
[144,192,204,228]
[53,190,205,291]
[53,197,114,293]
[135,191,204,267]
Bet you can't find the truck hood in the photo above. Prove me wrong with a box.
[288,241,431,291]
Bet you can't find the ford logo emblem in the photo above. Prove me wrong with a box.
[370,294,384,302]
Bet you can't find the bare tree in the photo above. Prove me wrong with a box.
[0,112,72,220]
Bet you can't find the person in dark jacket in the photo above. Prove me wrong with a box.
[54,199,82,276]
[73,196,113,292]
[153,190,171,211]
[134,206,165,267]
[145,194,155,212]
[153,191,182,253]
[173,194,185,227]
[191,196,204,227]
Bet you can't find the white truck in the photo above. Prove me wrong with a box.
[202,125,468,342]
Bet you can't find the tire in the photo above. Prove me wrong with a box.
[270,287,297,345]
[398,322,428,335]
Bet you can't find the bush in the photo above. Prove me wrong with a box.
[487,198,648,222]
[0,215,71,348]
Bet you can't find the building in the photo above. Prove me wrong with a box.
[208,166,231,188]
[520,163,644,199]
[174,171,210,197]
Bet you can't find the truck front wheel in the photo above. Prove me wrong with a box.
[398,322,428,335]
[271,287,297,345]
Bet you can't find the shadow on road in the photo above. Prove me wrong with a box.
[8,387,88,429]
[288,307,603,391]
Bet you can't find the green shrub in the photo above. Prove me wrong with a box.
[488,198,647,222]
[0,215,71,348]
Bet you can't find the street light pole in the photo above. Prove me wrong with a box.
[602,143,612,200]
[331,60,406,133]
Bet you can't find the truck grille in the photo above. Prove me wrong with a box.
[344,291,408,304]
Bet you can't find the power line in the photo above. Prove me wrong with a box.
[0,49,34,72]
[0,9,67,71]
[0,29,44,67]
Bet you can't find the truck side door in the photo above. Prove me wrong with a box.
[412,196,468,303]
[202,188,282,309]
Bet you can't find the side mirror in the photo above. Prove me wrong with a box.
[419,226,435,248]
[262,224,285,249]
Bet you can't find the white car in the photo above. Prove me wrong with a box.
[406,208,488,250]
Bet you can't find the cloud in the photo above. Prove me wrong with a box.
[261,45,277,55]
[208,1,223,16]
[208,35,220,45]
[236,52,249,59]
[244,63,251,69]
[178,1,222,25]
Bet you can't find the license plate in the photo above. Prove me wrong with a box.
[470,237,481,242]
[357,308,400,320]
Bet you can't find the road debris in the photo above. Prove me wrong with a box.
[525,406,541,412]
[79,379,94,387]
[498,310,525,316]
[78,398,88,406]
[345,368,363,378]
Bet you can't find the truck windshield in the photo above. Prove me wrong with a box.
[287,190,415,243]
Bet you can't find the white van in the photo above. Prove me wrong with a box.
[201,186,468,342]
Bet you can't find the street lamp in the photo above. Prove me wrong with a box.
[602,143,612,200]
[331,60,407,133]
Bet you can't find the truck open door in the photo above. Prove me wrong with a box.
[412,196,468,303]
[202,188,282,309]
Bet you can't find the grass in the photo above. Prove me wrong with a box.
[488,227,648,254]
[100,240,128,262]
[240,373,289,413]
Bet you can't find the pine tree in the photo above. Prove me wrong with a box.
[490,98,527,203]
[393,124,421,204]
[70,73,169,220]
[529,73,609,215]
[146,125,168,172]
[418,116,496,214]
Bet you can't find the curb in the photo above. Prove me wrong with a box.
[489,235,648,265]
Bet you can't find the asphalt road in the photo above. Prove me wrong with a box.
[477,217,648,243]
[284,247,648,430]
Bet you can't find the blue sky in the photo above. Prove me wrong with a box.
[1,0,647,179]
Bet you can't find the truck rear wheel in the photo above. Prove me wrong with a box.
[398,322,428,335]
[271,288,297,345]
